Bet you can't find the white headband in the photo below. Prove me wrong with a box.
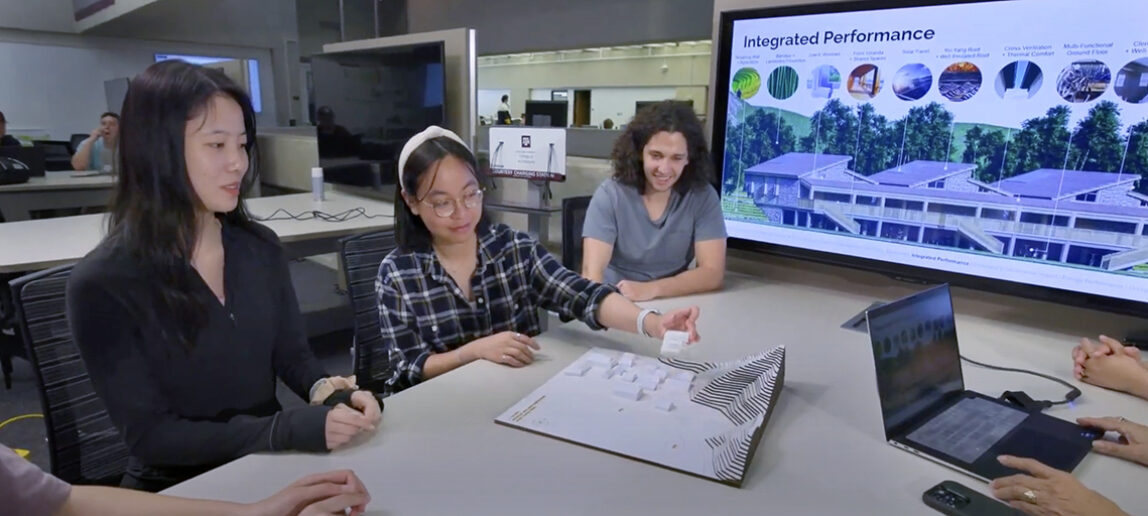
[397,125,467,194]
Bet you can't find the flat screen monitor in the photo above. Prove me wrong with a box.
[713,0,1148,315]
[526,100,568,128]
[310,42,446,191]
[155,54,262,113]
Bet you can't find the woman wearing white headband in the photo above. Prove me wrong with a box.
[376,126,702,393]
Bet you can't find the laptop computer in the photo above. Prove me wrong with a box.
[0,145,46,178]
[865,284,1102,481]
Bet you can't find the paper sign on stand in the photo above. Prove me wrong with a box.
[489,127,567,182]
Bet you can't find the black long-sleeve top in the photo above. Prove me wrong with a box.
[66,221,331,492]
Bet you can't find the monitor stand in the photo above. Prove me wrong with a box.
[840,301,886,332]
[525,178,551,240]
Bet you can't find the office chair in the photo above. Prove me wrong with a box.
[9,264,129,485]
[337,229,398,395]
[557,196,593,324]
[70,134,89,154]
[0,272,23,389]
[34,140,75,171]
[561,196,593,273]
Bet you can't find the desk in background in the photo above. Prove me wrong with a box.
[161,272,1148,515]
[0,171,116,222]
[0,191,394,273]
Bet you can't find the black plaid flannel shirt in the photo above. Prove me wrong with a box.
[376,224,616,393]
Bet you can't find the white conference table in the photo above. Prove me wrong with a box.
[162,272,1148,515]
[0,170,117,222]
[0,191,394,273]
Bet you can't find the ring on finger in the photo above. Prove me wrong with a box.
[1022,490,1036,503]
[501,353,510,363]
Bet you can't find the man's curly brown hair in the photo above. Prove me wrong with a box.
[611,100,713,195]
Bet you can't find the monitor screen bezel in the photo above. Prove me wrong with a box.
[711,0,1148,318]
[310,41,448,189]
[864,283,965,439]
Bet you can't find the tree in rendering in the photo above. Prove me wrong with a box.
[723,107,797,194]
[1069,101,1124,172]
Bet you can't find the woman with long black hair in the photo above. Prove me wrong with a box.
[66,60,381,492]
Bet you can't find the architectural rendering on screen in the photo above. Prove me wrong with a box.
[724,98,1148,273]
[718,0,1148,303]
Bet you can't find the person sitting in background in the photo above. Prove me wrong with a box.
[315,105,358,157]
[991,415,1147,516]
[1071,335,1148,400]
[375,126,701,394]
[1,446,370,516]
[71,112,120,173]
[0,110,22,146]
[496,94,511,125]
[67,60,381,492]
[602,118,615,130]
[518,112,527,126]
[580,100,726,301]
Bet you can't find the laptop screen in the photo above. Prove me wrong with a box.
[866,284,964,438]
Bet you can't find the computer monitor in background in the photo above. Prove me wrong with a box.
[310,42,446,193]
[712,0,1148,316]
[525,100,568,127]
[155,54,262,113]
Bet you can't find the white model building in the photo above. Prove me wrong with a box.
[613,383,643,401]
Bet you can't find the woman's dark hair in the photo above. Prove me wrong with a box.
[395,136,490,252]
[107,59,260,349]
[611,100,713,195]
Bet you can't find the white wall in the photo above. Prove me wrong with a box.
[82,0,299,125]
[0,0,76,33]
[478,46,712,124]
[588,86,677,127]
[0,30,274,139]
[478,89,511,122]
[479,50,711,90]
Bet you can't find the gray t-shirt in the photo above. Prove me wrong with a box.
[0,446,71,516]
[582,178,726,284]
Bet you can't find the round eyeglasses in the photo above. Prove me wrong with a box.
[421,189,484,218]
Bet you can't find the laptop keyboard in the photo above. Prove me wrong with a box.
[905,397,1028,463]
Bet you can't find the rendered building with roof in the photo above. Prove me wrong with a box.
[740,152,1148,271]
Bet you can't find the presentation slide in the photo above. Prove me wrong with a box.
[719,0,1148,303]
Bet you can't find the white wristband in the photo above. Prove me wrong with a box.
[308,378,329,403]
[636,308,660,338]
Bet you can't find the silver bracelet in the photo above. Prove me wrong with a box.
[636,308,660,338]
